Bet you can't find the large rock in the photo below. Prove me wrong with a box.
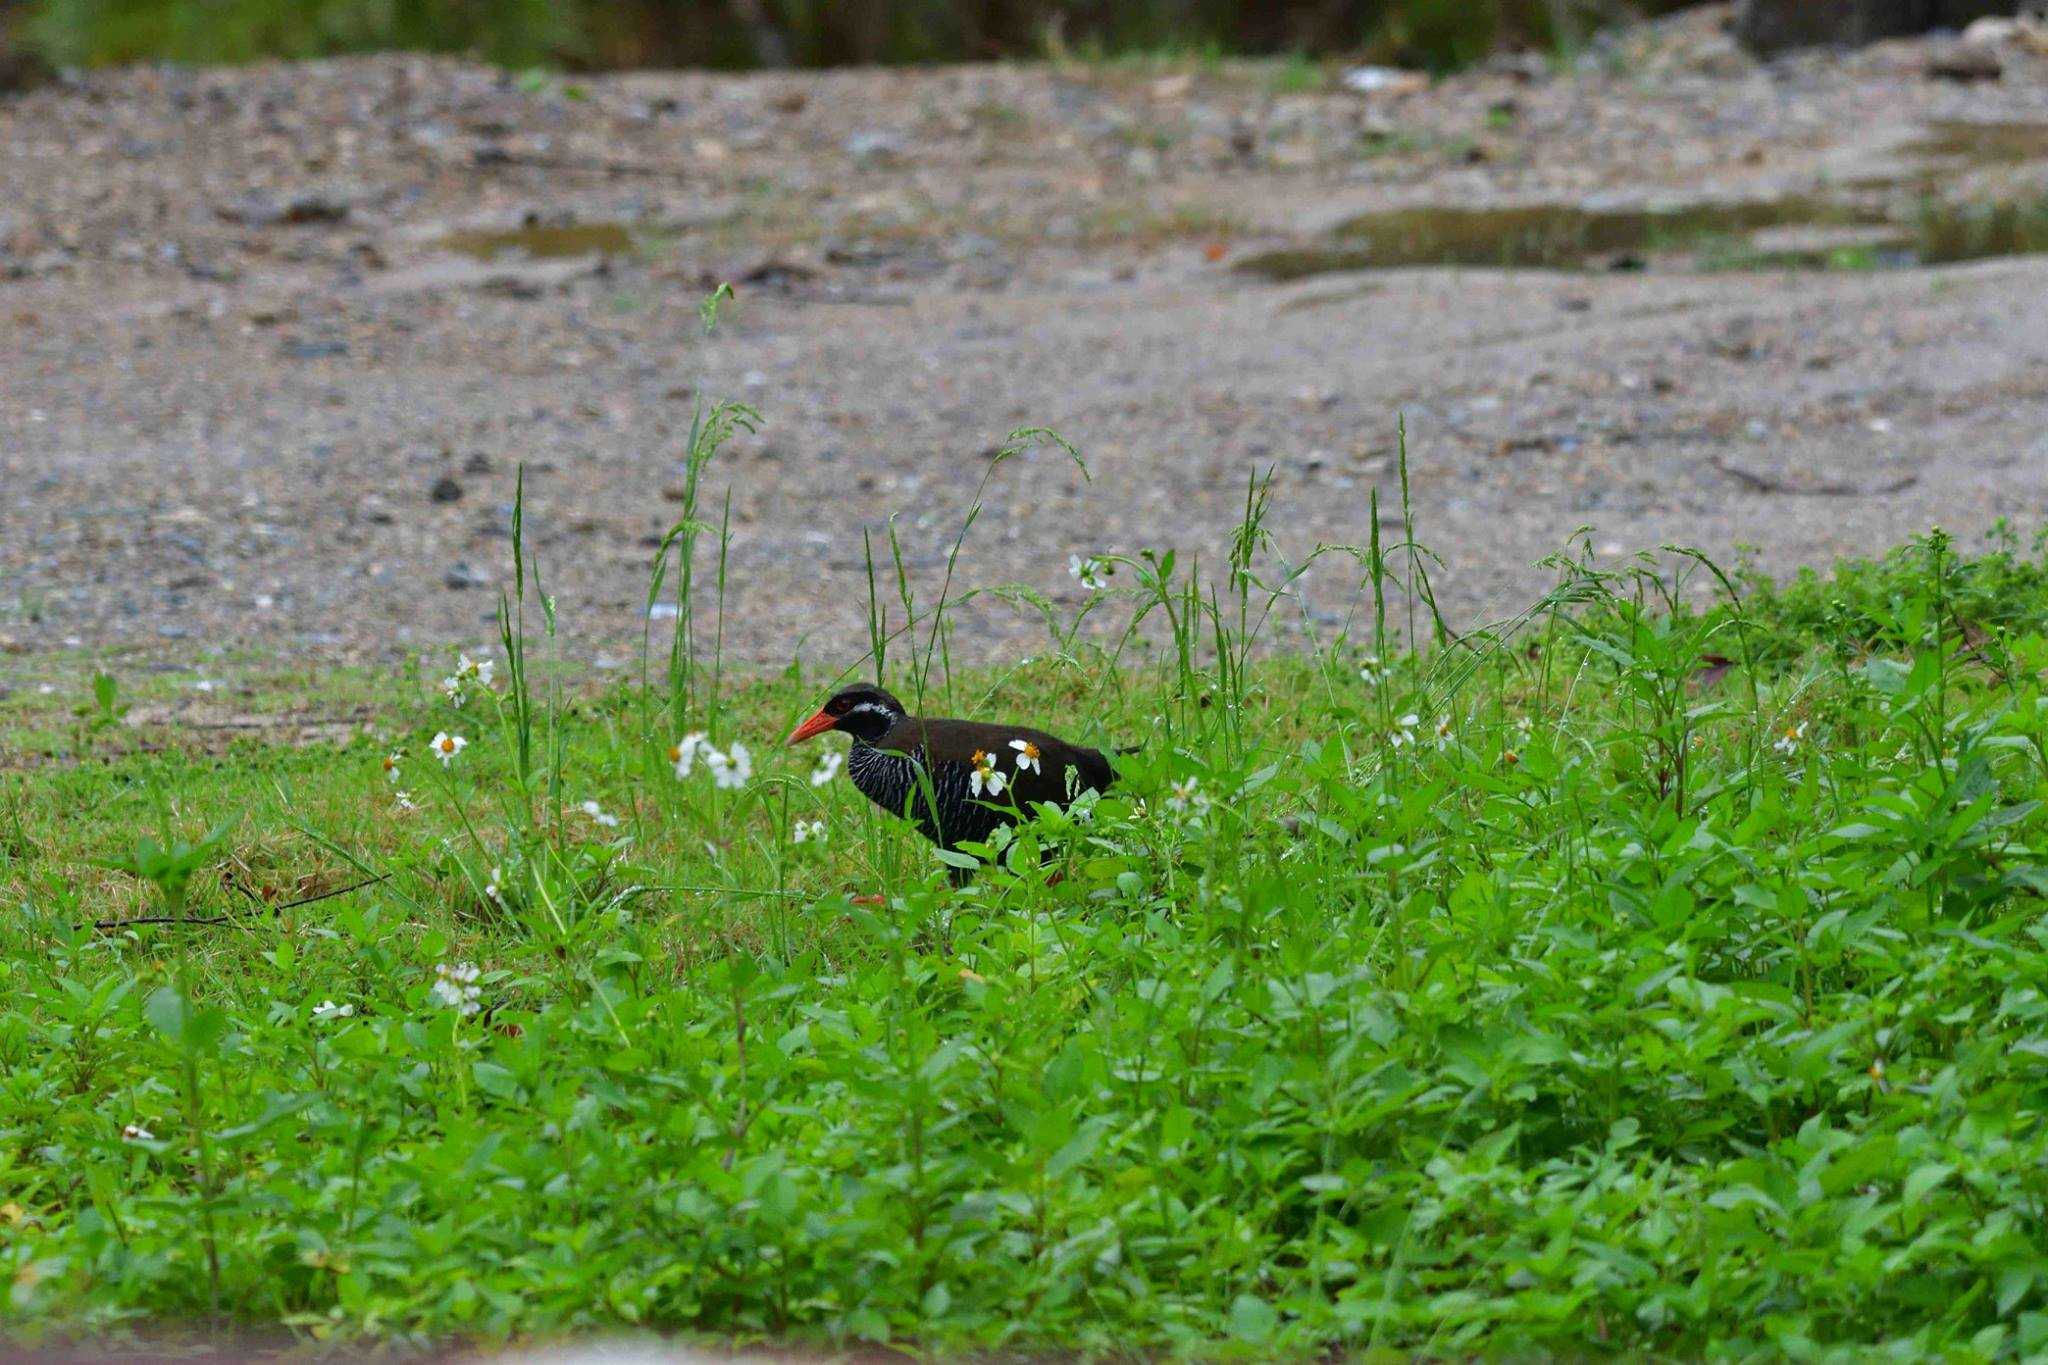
[1735,0,2023,53]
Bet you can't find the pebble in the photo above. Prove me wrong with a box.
[430,476,465,504]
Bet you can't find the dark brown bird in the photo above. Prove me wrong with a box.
[787,683,1115,876]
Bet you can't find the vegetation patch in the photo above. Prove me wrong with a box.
[7,355,2048,1355]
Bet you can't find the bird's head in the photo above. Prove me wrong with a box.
[787,683,906,746]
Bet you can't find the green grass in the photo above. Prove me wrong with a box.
[9,382,2048,1355]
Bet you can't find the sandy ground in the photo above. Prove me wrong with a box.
[4,5,2048,688]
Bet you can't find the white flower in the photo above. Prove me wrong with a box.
[457,654,494,688]
[580,799,620,828]
[1166,776,1206,812]
[312,1000,354,1021]
[381,751,402,783]
[1358,656,1388,686]
[431,961,483,1016]
[1389,713,1420,749]
[121,1123,155,1143]
[708,742,752,790]
[1772,721,1807,757]
[440,675,467,706]
[670,732,708,778]
[1069,554,1110,591]
[394,789,419,812]
[1009,738,1042,774]
[1432,717,1455,750]
[792,818,828,844]
[430,731,467,765]
[810,750,843,787]
[484,866,503,902]
[969,749,1007,798]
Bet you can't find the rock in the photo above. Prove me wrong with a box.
[1735,0,2023,54]
[430,475,464,504]
[1340,66,1430,97]
[844,131,904,166]
[0,46,54,96]
[443,561,490,591]
[218,191,351,228]
[1926,40,2005,80]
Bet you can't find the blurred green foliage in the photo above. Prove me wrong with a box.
[24,0,1700,73]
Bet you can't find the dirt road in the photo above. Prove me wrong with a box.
[4,7,2047,679]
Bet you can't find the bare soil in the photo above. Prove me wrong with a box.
[4,5,2048,684]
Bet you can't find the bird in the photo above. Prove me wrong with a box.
[787,683,1116,880]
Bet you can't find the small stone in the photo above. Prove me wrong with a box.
[282,339,347,360]
[1339,66,1428,98]
[845,131,904,166]
[1926,42,2002,83]
[443,562,490,590]
[430,476,464,504]
[360,496,394,524]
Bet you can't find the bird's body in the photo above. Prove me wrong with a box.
[789,686,1115,870]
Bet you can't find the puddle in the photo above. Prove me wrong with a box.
[1241,119,2048,282]
[438,222,640,260]
[1239,199,1888,278]
[1904,119,2048,166]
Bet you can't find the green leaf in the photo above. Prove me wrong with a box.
[1229,1294,1277,1343]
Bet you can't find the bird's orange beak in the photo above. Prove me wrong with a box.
[787,709,837,746]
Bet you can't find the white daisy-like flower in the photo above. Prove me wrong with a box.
[461,655,494,688]
[1069,554,1111,591]
[708,742,752,790]
[381,751,402,783]
[1358,656,1388,686]
[1165,776,1206,812]
[810,750,843,787]
[431,961,483,1016]
[670,732,709,778]
[312,1000,354,1021]
[1772,721,1806,757]
[792,818,827,844]
[430,732,467,765]
[1008,738,1042,774]
[969,749,1007,798]
[580,799,620,828]
[484,867,503,902]
[393,789,419,812]
[121,1123,155,1143]
[1389,713,1420,749]
[439,675,467,706]
[1432,717,1455,750]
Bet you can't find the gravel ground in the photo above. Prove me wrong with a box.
[4,5,2048,683]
